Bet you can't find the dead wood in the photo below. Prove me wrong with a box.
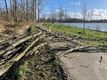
[63,46,107,56]
[0,34,46,77]
[26,42,47,56]
[12,34,45,62]
[35,25,75,42]
[63,46,92,56]
[0,32,42,56]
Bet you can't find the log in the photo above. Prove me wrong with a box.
[48,24,55,32]
[2,47,21,58]
[0,49,17,64]
[0,33,16,44]
[35,24,75,42]
[26,42,47,56]
[0,32,42,56]
[11,34,45,62]
[0,47,22,66]
[0,34,46,77]
[63,46,93,56]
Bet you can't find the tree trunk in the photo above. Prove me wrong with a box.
[12,0,17,22]
[10,0,12,20]
[4,0,8,20]
[34,0,37,21]
[26,0,29,21]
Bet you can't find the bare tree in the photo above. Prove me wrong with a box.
[59,6,64,24]
[12,0,17,22]
[37,0,49,22]
[82,0,87,33]
[64,8,67,21]
[37,0,42,22]
[32,0,37,21]
[0,0,48,22]
[26,0,29,21]
[9,0,13,19]
[50,10,55,23]
[4,0,8,20]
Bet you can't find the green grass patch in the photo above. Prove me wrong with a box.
[44,23,107,40]
[30,25,37,32]
[16,62,27,80]
[44,23,107,46]
[27,24,37,33]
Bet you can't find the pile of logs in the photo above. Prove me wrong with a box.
[0,30,47,77]
[0,24,72,78]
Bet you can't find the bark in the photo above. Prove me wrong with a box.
[34,0,37,21]
[12,34,45,61]
[26,0,29,21]
[4,0,8,20]
[12,0,17,22]
[0,34,46,77]
[0,32,42,56]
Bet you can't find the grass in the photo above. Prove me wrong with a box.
[44,23,107,46]
[30,25,37,32]
[16,62,27,80]
[27,24,37,33]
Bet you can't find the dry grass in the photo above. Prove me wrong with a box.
[0,20,36,35]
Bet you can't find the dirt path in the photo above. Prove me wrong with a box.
[38,23,107,80]
[58,53,107,80]
[49,40,107,80]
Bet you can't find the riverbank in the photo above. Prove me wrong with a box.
[44,23,107,47]
[1,23,107,80]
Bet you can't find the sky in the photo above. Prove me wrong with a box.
[45,0,107,12]
[44,0,107,20]
[0,0,107,20]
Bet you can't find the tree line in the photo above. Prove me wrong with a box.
[0,0,48,22]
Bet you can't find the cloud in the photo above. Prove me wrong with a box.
[67,12,83,19]
[55,9,60,12]
[67,9,107,20]
[42,8,107,20]
[92,9,107,20]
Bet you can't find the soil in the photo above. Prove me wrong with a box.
[23,45,67,80]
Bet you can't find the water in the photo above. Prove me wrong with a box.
[62,23,107,32]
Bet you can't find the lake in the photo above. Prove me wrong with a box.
[62,23,107,32]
